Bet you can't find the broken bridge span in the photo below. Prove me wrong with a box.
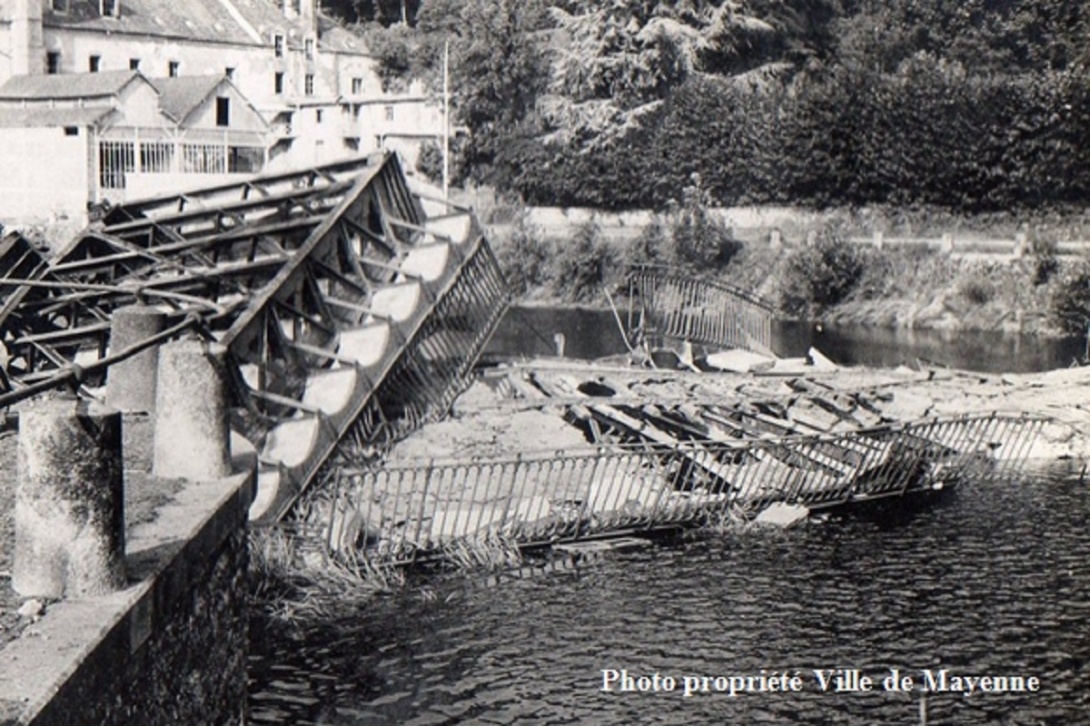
[0,151,509,522]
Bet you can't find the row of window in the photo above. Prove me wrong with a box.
[99,140,264,189]
[45,52,364,99]
[50,0,118,16]
[274,34,317,61]
[47,52,183,77]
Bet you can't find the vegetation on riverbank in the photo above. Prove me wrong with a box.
[488,191,1090,338]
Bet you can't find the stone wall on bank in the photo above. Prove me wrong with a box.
[0,468,254,725]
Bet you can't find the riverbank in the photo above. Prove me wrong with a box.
[486,204,1090,338]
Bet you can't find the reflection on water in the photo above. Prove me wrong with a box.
[249,462,1090,725]
[484,306,1085,373]
[775,321,1086,374]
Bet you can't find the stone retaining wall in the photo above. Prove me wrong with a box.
[0,469,254,725]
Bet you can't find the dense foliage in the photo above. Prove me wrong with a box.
[339,0,1090,213]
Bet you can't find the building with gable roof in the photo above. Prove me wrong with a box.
[0,0,452,221]
[0,68,270,218]
[0,0,380,110]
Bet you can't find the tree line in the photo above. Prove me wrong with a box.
[334,0,1090,213]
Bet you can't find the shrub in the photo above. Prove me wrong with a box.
[1032,238,1060,285]
[780,237,869,317]
[553,219,618,303]
[669,175,744,268]
[415,138,467,189]
[631,216,669,266]
[495,217,552,297]
[958,276,996,306]
[1051,262,1090,335]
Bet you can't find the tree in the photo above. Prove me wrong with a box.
[541,0,839,146]
[833,0,1090,75]
[442,0,552,185]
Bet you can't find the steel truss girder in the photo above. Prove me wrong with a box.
[0,152,510,529]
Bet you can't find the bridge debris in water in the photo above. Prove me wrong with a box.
[310,361,1045,566]
[625,264,776,358]
[0,152,509,523]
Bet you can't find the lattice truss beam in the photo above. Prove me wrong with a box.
[0,152,511,521]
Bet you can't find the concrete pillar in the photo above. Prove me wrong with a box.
[154,339,232,481]
[106,304,167,413]
[873,230,884,250]
[769,229,782,250]
[940,233,954,254]
[14,397,125,599]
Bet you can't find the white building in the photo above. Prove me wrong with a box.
[0,0,451,220]
[0,69,269,219]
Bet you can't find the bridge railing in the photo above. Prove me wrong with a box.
[313,412,1044,565]
[625,265,775,357]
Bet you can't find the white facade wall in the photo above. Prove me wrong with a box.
[0,125,90,221]
[350,94,444,167]
[36,28,368,111]
[113,81,170,127]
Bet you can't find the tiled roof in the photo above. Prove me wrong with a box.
[0,69,140,100]
[42,0,370,55]
[149,75,224,123]
[0,106,114,127]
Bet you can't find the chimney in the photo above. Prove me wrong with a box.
[300,0,317,33]
[11,0,45,76]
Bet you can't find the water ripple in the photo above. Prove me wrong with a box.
[250,463,1090,725]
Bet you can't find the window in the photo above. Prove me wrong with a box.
[351,77,362,95]
[89,55,101,72]
[384,105,394,121]
[140,142,174,173]
[168,60,180,77]
[46,51,61,74]
[216,97,230,127]
[64,126,79,137]
[99,140,135,189]
[129,58,140,70]
[304,73,314,96]
[274,72,284,95]
[315,109,323,123]
[225,67,235,81]
[304,38,314,60]
[100,0,118,17]
[228,147,263,174]
[274,34,285,58]
[52,0,68,12]
[181,144,226,174]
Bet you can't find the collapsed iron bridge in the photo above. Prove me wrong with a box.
[0,158,1048,565]
[0,152,509,522]
[310,364,1044,566]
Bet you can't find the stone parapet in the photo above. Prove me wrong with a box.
[0,467,254,725]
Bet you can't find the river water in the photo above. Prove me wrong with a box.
[249,310,1090,725]
[484,306,1087,372]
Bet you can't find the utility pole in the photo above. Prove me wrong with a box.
[443,39,450,199]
